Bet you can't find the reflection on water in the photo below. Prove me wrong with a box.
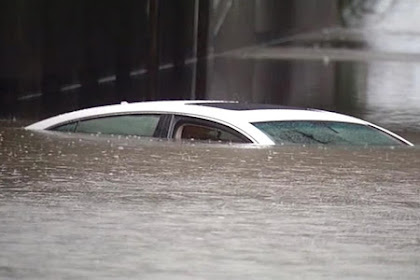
[210,56,420,134]
[212,1,420,133]
[1,126,419,279]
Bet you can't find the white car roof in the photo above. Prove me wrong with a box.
[25,100,413,146]
[26,100,367,128]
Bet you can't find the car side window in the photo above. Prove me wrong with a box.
[172,116,251,143]
[76,115,161,136]
[54,122,77,132]
[52,114,163,137]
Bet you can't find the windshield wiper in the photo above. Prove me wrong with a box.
[292,130,329,144]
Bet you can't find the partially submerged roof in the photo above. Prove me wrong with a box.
[26,99,365,130]
[24,100,413,146]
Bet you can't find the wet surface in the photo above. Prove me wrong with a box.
[3,2,420,278]
[1,125,419,279]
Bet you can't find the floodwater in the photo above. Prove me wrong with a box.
[2,2,420,278]
[1,123,419,279]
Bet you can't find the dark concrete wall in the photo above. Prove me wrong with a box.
[0,0,340,120]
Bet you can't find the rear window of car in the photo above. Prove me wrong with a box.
[252,121,405,146]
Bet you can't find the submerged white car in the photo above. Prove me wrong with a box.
[26,100,413,146]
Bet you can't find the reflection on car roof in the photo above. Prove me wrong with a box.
[190,102,308,111]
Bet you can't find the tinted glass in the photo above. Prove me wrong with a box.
[253,121,404,146]
[54,122,77,132]
[179,124,246,143]
[75,115,161,137]
[173,115,251,143]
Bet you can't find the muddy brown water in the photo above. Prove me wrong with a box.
[1,124,419,279]
[3,1,420,277]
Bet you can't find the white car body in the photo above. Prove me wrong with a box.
[25,100,414,146]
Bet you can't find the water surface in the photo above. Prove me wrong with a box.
[1,126,419,279]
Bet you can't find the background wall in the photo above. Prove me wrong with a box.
[0,0,342,120]
[4,0,419,131]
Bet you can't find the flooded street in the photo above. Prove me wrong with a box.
[1,125,419,279]
[2,1,420,279]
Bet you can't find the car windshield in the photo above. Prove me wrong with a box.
[252,121,405,146]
